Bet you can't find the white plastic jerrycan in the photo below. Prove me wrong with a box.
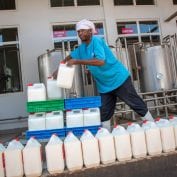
[95,128,116,164]
[80,130,100,168]
[46,111,64,130]
[155,118,176,152]
[64,132,83,171]
[23,137,42,177]
[169,115,177,147]
[0,143,6,177]
[45,134,64,174]
[47,76,64,99]
[112,125,132,161]
[27,83,46,102]
[66,109,84,128]
[142,120,162,156]
[28,112,46,131]
[127,123,147,159]
[83,108,101,126]
[4,139,24,177]
[57,62,75,89]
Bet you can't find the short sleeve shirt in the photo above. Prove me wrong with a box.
[70,36,130,93]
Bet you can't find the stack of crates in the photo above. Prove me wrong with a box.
[26,96,101,140]
[26,99,65,139]
[64,96,101,137]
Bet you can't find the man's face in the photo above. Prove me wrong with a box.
[77,29,92,42]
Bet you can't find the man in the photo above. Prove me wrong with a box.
[55,19,154,130]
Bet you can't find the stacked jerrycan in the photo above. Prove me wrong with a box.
[142,120,162,156]
[28,112,46,131]
[66,109,84,128]
[83,108,101,126]
[45,134,64,174]
[64,132,83,171]
[23,137,42,177]
[169,115,177,147]
[127,123,147,159]
[112,125,132,161]
[47,76,64,99]
[95,128,116,164]
[155,118,176,152]
[4,139,24,177]
[45,111,64,130]
[0,143,5,177]
[80,130,100,168]
[27,83,46,102]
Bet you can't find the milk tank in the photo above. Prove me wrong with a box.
[137,45,175,92]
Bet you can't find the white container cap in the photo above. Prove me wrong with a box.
[127,122,143,133]
[47,134,63,145]
[80,130,95,141]
[64,132,79,142]
[112,125,128,135]
[142,120,158,130]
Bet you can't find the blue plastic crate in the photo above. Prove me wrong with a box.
[64,96,101,110]
[26,128,66,140]
[65,125,101,137]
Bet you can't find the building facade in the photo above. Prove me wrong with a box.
[0,0,176,129]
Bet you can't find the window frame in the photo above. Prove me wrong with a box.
[0,0,17,11]
[0,25,23,95]
[49,0,102,7]
[116,19,161,43]
[114,0,156,6]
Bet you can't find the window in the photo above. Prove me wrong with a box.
[139,21,159,33]
[50,0,100,7]
[136,0,155,5]
[114,0,155,5]
[0,0,16,10]
[117,20,160,41]
[77,0,100,6]
[50,0,74,7]
[173,0,177,4]
[141,35,160,43]
[114,0,133,5]
[0,28,22,94]
[117,22,138,35]
[52,22,104,50]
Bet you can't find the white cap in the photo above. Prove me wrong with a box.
[76,19,96,34]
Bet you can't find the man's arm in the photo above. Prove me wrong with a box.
[66,58,104,66]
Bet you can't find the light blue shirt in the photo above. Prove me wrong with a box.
[70,36,130,93]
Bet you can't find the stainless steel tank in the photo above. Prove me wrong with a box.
[38,49,63,86]
[37,49,84,98]
[137,45,174,92]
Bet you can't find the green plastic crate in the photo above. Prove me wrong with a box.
[27,99,64,113]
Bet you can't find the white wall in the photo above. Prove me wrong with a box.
[0,0,176,129]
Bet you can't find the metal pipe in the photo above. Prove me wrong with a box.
[132,42,143,92]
